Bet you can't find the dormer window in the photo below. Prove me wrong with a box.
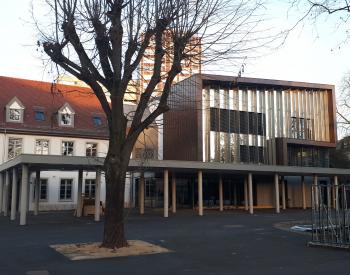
[93,116,102,127]
[58,103,75,127]
[35,111,45,121]
[6,97,25,123]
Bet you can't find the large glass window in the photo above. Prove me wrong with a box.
[86,143,97,157]
[8,138,22,159]
[35,139,49,155]
[84,179,96,198]
[60,179,73,200]
[62,141,74,156]
[288,145,329,167]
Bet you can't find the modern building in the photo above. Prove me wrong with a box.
[158,74,338,210]
[164,74,336,165]
[337,136,350,155]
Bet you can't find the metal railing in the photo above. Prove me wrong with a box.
[311,183,350,248]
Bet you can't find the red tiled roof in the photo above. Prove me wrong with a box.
[0,76,109,139]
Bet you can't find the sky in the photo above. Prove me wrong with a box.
[1,1,350,90]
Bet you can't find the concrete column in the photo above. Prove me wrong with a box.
[274,173,280,214]
[139,173,145,215]
[301,176,306,210]
[94,168,101,222]
[0,173,3,214]
[171,174,176,214]
[219,177,223,212]
[334,175,339,211]
[198,171,203,216]
[34,170,40,216]
[248,173,253,214]
[3,170,10,216]
[281,178,286,210]
[10,169,18,221]
[20,165,29,225]
[164,170,169,218]
[233,183,238,207]
[244,177,248,211]
[76,170,83,217]
[313,175,319,208]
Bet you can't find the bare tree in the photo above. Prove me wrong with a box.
[35,0,275,249]
[337,72,350,136]
[289,1,350,138]
[288,1,350,44]
[291,1,350,16]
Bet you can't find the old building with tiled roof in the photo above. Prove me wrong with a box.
[0,76,158,212]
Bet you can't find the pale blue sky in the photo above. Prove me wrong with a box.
[0,0,350,90]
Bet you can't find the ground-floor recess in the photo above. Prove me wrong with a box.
[130,172,336,215]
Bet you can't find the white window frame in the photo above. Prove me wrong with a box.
[35,139,50,155]
[84,179,96,198]
[6,97,25,123]
[58,103,75,127]
[8,137,22,159]
[62,141,74,156]
[37,178,49,201]
[86,142,98,157]
[59,178,73,201]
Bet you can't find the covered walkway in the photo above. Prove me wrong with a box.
[0,154,350,225]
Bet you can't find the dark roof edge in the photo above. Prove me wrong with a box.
[195,74,334,90]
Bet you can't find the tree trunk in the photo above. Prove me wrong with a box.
[101,155,129,249]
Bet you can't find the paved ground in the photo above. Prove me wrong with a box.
[0,209,349,275]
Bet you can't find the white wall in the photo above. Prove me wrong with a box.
[28,171,107,211]
[0,133,109,162]
[0,133,112,210]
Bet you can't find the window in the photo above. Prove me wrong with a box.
[61,113,72,125]
[135,148,155,160]
[93,116,102,126]
[35,111,45,121]
[58,103,75,127]
[9,109,21,121]
[84,179,96,198]
[62,141,74,156]
[6,98,25,123]
[291,117,298,139]
[33,179,48,201]
[35,139,49,155]
[60,179,73,200]
[40,179,48,200]
[8,138,22,159]
[299,118,305,139]
[86,143,97,157]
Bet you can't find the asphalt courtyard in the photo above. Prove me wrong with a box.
[0,209,349,275]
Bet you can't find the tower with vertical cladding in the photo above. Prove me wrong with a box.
[164,74,336,167]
